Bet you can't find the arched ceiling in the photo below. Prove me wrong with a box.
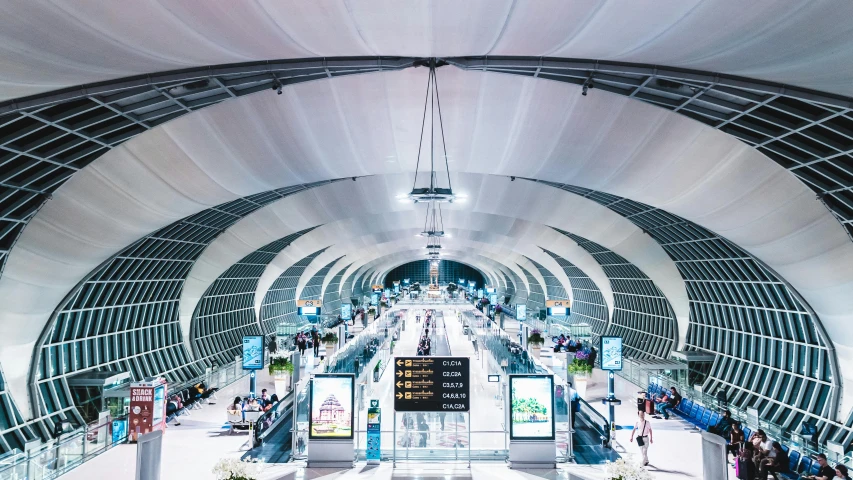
[3,1,853,100]
[4,62,853,410]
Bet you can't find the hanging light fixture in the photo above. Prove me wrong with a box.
[407,59,456,204]
[422,200,444,260]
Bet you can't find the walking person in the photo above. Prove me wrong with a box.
[629,410,653,466]
[311,328,320,356]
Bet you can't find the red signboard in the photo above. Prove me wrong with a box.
[128,380,167,442]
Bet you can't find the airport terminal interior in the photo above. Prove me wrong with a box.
[2,2,853,480]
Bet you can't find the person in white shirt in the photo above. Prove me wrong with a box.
[630,410,653,466]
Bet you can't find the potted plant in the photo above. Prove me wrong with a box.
[213,458,262,480]
[567,352,594,398]
[527,329,545,358]
[367,305,377,319]
[321,331,339,357]
[269,354,294,397]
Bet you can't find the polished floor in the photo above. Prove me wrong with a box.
[60,304,731,479]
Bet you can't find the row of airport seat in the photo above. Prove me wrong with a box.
[646,383,834,478]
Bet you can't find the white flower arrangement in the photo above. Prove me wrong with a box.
[605,459,654,480]
[212,457,262,480]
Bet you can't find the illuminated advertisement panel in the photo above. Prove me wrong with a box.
[600,336,623,371]
[310,374,355,439]
[242,335,264,370]
[516,304,527,320]
[509,375,555,440]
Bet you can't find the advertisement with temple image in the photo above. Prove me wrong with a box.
[309,374,355,439]
[509,375,555,440]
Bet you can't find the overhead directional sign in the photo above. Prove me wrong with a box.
[297,299,323,307]
[545,300,570,308]
[393,357,470,412]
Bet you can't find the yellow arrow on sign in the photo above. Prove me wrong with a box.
[396,381,403,388]
[396,370,403,377]
[396,392,403,399]
[396,359,404,366]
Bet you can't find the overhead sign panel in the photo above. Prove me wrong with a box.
[545,300,570,308]
[393,357,470,412]
[297,299,323,307]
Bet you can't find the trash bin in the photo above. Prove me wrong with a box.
[637,391,646,412]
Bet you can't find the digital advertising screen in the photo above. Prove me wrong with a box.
[341,303,352,319]
[309,374,355,439]
[490,294,498,305]
[151,385,166,426]
[371,293,379,305]
[516,304,527,320]
[548,306,568,316]
[600,336,623,371]
[111,419,127,444]
[242,335,264,370]
[509,375,555,440]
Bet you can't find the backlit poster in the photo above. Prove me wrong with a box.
[600,336,623,371]
[242,335,264,370]
[129,386,153,442]
[516,304,527,321]
[151,385,166,426]
[509,375,555,440]
[111,419,127,444]
[341,303,352,319]
[309,374,355,439]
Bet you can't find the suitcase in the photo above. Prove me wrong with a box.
[735,457,755,480]
[645,399,655,415]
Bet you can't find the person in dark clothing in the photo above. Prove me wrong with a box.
[836,465,851,480]
[803,453,836,480]
[710,410,734,437]
[757,442,788,479]
[586,348,597,368]
[727,422,744,463]
[418,419,429,447]
[311,329,320,356]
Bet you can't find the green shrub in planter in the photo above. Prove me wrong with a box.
[321,331,338,343]
[269,356,293,376]
[568,358,592,376]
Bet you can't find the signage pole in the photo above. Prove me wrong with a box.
[608,371,616,439]
[393,411,397,468]
[467,412,471,469]
[249,371,256,398]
